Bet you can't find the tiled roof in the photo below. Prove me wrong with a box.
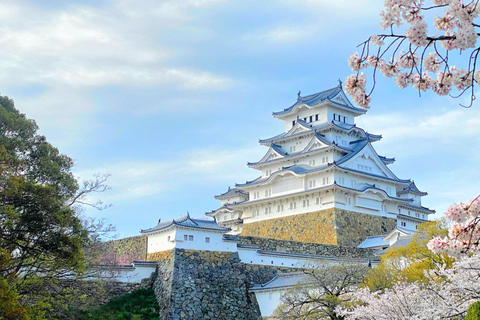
[140,214,229,234]
[358,235,389,249]
[272,85,366,117]
[398,181,428,196]
[214,187,248,200]
[250,272,313,291]
[259,120,374,145]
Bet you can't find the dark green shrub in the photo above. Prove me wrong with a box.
[75,288,159,320]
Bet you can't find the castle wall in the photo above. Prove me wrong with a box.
[240,208,397,247]
[237,235,376,259]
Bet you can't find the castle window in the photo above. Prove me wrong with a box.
[184,235,188,241]
[189,235,194,241]
[303,200,306,207]
[401,222,406,227]
[168,236,171,242]
[304,117,307,122]
[316,198,320,205]
[292,120,295,127]
[205,237,210,243]
[309,116,313,122]
[315,114,319,121]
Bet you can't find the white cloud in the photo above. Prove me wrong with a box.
[243,25,319,44]
[74,146,262,204]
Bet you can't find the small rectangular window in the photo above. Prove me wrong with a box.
[189,235,193,241]
[309,116,313,122]
[292,120,295,126]
[315,114,318,121]
[205,237,210,243]
[184,235,188,241]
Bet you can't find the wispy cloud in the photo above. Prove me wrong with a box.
[74,146,262,204]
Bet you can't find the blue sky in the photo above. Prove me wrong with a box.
[3,0,480,238]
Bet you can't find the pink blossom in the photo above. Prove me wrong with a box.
[370,34,384,47]
[423,52,441,72]
[348,52,366,71]
[406,20,429,46]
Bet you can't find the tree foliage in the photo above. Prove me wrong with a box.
[466,301,480,320]
[364,221,454,291]
[0,95,115,317]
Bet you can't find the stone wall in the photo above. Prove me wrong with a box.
[335,209,397,246]
[240,208,397,247]
[166,249,262,320]
[241,208,337,245]
[237,235,376,259]
[99,235,148,263]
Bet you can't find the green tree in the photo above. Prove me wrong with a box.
[0,95,95,317]
[466,301,480,320]
[363,221,454,292]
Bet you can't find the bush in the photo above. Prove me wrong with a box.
[466,301,480,320]
[74,288,159,320]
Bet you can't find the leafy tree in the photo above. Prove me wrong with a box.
[466,301,480,320]
[0,95,114,317]
[345,0,480,108]
[364,221,454,291]
[273,264,367,320]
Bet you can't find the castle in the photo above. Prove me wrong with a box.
[206,82,434,246]
[129,83,435,319]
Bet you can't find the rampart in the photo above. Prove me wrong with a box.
[240,208,397,246]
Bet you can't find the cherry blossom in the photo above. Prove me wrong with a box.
[428,196,480,258]
[337,254,480,319]
[347,0,480,109]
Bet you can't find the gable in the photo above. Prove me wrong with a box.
[302,134,330,153]
[330,89,355,109]
[342,143,398,180]
[284,120,312,138]
[256,145,286,164]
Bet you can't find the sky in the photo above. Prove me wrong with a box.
[3,0,480,238]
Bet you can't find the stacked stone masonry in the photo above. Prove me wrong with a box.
[240,208,397,247]
[152,249,301,320]
[237,235,377,259]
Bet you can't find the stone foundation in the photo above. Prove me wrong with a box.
[240,208,397,246]
[154,249,268,320]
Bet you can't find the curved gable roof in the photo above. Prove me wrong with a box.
[272,85,366,118]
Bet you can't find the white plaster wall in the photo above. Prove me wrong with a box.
[255,289,287,317]
[174,228,235,252]
[147,229,176,254]
[284,108,328,131]
[111,266,156,283]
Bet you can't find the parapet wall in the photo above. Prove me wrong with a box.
[240,208,397,247]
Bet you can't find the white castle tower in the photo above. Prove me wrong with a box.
[207,83,434,246]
